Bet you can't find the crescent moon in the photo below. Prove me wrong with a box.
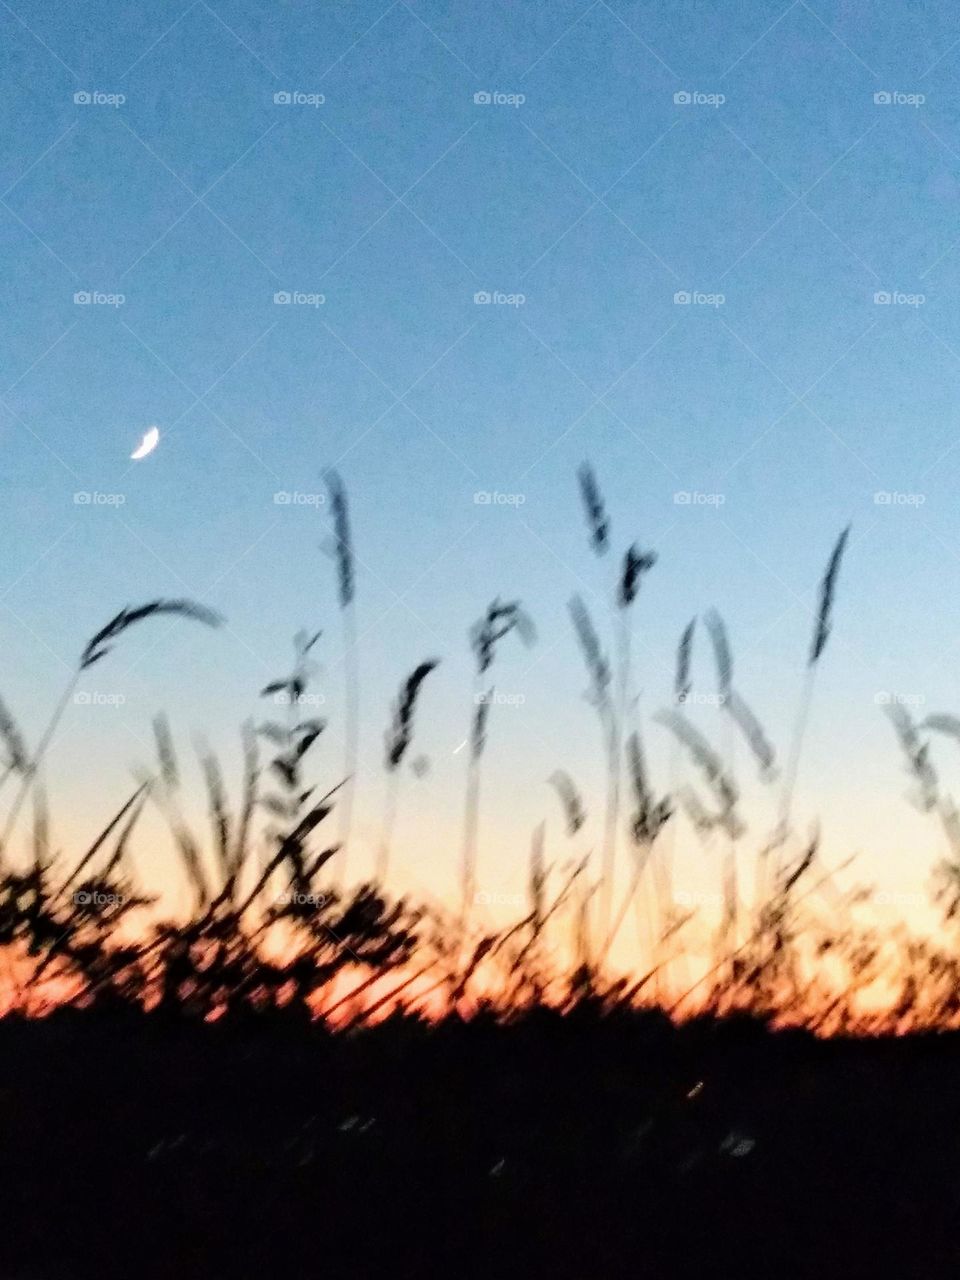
[130,426,160,460]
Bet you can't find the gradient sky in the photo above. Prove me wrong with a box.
[2,0,960,942]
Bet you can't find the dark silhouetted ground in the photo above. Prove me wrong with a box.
[0,1008,956,1279]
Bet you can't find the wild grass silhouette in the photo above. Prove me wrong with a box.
[2,467,960,1279]
[0,466,951,1031]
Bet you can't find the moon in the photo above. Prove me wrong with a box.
[130,426,159,460]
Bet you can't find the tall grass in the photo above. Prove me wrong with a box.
[379,659,440,882]
[0,468,949,1032]
[772,526,851,891]
[324,469,359,883]
[0,600,221,860]
[461,600,534,931]
[574,466,658,943]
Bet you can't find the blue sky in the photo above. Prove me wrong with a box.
[2,0,960,933]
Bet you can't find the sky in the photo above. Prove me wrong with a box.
[2,0,960,944]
